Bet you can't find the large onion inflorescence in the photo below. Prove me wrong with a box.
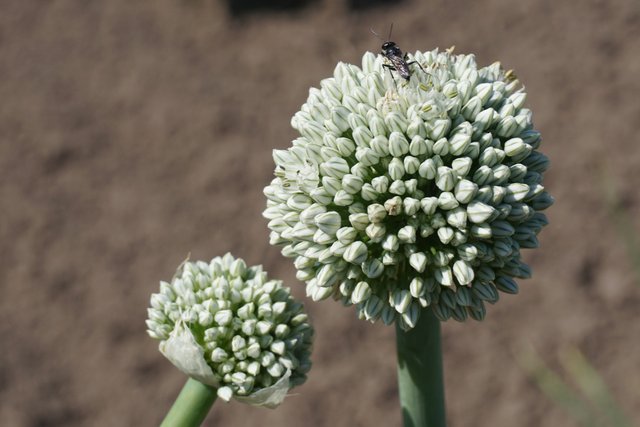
[264,49,553,330]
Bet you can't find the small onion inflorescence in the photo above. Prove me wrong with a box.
[146,254,313,405]
[264,49,553,329]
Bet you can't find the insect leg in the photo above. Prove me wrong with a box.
[382,63,399,89]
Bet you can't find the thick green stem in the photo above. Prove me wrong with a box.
[396,308,446,427]
[160,378,217,427]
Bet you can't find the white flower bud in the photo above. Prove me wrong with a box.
[393,289,412,314]
[410,277,426,298]
[352,281,372,304]
[365,223,386,242]
[384,196,403,216]
[407,118,427,138]
[386,114,409,134]
[389,180,406,195]
[433,138,449,156]
[418,158,437,180]
[420,197,438,215]
[334,190,355,206]
[467,201,496,223]
[456,243,478,261]
[388,157,405,181]
[340,174,363,195]
[382,234,400,252]
[470,223,492,239]
[409,252,428,273]
[320,157,350,179]
[364,295,383,320]
[217,386,233,402]
[462,96,482,120]
[404,179,418,195]
[409,136,429,156]
[215,309,233,326]
[404,155,420,175]
[389,132,410,157]
[454,179,477,204]
[438,191,459,210]
[435,267,454,286]
[504,182,530,203]
[449,133,471,156]
[446,207,468,229]
[335,227,357,244]
[348,213,369,230]
[371,176,389,193]
[355,147,380,166]
[314,211,342,235]
[367,203,387,223]
[398,225,417,243]
[362,258,384,278]
[343,241,368,264]
[453,260,474,285]
[437,227,455,244]
[403,197,421,216]
[452,157,472,177]
[436,166,455,191]
[430,118,451,140]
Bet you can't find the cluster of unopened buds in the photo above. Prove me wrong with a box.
[264,48,553,329]
[146,254,313,405]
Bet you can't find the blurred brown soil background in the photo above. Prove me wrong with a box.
[1,1,639,426]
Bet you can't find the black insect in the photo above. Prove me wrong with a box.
[371,24,425,82]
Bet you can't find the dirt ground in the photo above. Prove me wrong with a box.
[1,1,639,426]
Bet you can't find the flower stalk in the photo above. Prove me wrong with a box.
[396,308,446,427]
[160,378,217,427]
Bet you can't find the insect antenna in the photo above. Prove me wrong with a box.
[370,27,383,41]
[387,22,394,41]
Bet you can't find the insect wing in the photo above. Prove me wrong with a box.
[390,55,411,80]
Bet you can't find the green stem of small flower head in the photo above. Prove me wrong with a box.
[160,378,217,427]
[396,308,446,427]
